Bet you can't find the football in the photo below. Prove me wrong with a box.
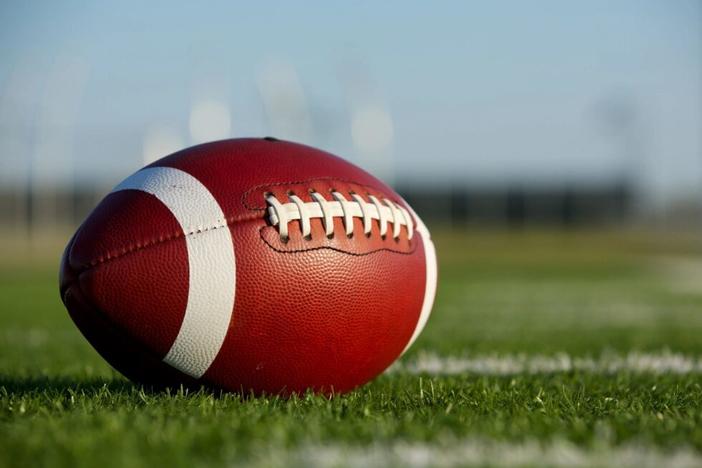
[59,138,437,395]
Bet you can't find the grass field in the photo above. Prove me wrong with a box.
[1,228,702,467]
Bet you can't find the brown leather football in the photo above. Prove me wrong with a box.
[59,138,437,395]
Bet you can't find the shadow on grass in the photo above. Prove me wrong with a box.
[0,374,139,396]
[0,374,270,400]
[0,373,357,400]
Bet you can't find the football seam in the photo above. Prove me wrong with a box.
[72,179,413,271]
[71,212,263,272]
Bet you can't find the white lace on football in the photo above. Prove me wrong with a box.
[266,191,414,241]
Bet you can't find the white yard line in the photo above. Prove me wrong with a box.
[391,351,702,375]
[3,328,702,375]
[248,439,702,468]
[655,256,702,295]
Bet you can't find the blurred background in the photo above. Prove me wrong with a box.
[0,0,700,249]
[1,5,702,464]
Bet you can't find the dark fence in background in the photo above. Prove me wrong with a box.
[0,181,634,232]
[399,181,632,227]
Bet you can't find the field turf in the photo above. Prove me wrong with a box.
[1,229,701,467]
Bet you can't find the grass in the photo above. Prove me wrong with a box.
[1,228,702,467]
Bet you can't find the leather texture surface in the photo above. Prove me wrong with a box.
[60,138,436,395]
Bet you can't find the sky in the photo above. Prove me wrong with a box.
[0,0,700,208]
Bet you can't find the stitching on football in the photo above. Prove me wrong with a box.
[74,213,263,272]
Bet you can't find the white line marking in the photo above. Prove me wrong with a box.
[391,351,702,375]
[248,439,702,468]
[113,166,236,378]
[656,256,702,295]
[401,207,437,355]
